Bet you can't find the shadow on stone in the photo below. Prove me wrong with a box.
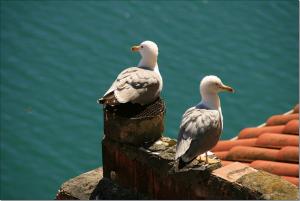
[104,97,165,119]
[89,177,148,200]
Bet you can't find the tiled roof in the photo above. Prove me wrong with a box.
[212,104,299,186]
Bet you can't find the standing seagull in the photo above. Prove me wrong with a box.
[175,75,234,169]
[98,41,163,106]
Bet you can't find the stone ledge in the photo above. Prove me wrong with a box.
[102,137,299,200]
[56,168,102,200]
[56,137,299,200]
[56,167,148,200]
[237,170,299,200]
[56,165,299,200]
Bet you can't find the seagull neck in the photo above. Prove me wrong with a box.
[200,93,221,110]
[138,56,157,70]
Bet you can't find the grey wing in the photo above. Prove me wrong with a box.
[98,76,120,105]
[103,80,117,97]
[175,107,221,161]
[102,67,137,97]
[113,67,161,105]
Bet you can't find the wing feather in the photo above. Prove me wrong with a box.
[114,67,161,105]
[99,67,162,105]
[175,107,221,161]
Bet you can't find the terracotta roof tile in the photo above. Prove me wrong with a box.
[212,104,299,186]
[211,138,257,152]
[220,160,233,166]
[281,176,299,186]
[293,104,299,113]
[255,133,299,148]
[250,160,299,177]
[213,151,229,160]
[238,125,285,139]
[219,161,299,186]
[266,113,299,126]
[277,146,299,163]
[226,146,278,162]
[220,160,250,167]
[282,120,299,135]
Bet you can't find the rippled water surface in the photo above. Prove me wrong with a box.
[1,1,298,199]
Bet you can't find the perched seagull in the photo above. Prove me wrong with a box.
[98,41,163,106]
[175,75,234,169]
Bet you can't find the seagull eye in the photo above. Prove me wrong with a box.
[141,45,144,48]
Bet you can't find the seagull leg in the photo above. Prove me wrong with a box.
[205,152,208,164]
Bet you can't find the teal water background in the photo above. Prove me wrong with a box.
[1,0,298,199]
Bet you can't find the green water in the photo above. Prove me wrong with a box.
[0,0,298,199]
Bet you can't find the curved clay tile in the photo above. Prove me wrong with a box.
[250,160,299,177]
[213,151,229,160]
[282,120,299,135]
[277,146,299,163]
[212,138,257,152]
[213,104,299,186]
[281,176,299,186]
[293,104,299,113]
[238,125,285,139]
[221,160,250,167]
[255,133,299,148]
[266,113,299,126]
[226,146,278,162]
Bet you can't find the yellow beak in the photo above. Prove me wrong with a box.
[221,84,235,93]
[131,45,140,52]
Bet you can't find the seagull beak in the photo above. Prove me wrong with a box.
[221,84,235,93]
[131,45,140,52]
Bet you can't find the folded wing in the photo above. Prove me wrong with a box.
[99,67,162,105]
[175,107,221,162]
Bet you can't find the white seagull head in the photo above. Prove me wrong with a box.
[131,40,158,69]
[200,75,234,96]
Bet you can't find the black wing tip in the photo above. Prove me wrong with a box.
[177,158,188,170]
[98,92,120,106]
[97,97,120,106]
[176,157,197,170]
[97,98,104,104]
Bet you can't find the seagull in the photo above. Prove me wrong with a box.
[175,75,234,169]
[98,41,163,106]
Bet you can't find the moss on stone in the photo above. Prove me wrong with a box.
[237,170,299,200]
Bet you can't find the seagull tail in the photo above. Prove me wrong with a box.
[177,158,189,170]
